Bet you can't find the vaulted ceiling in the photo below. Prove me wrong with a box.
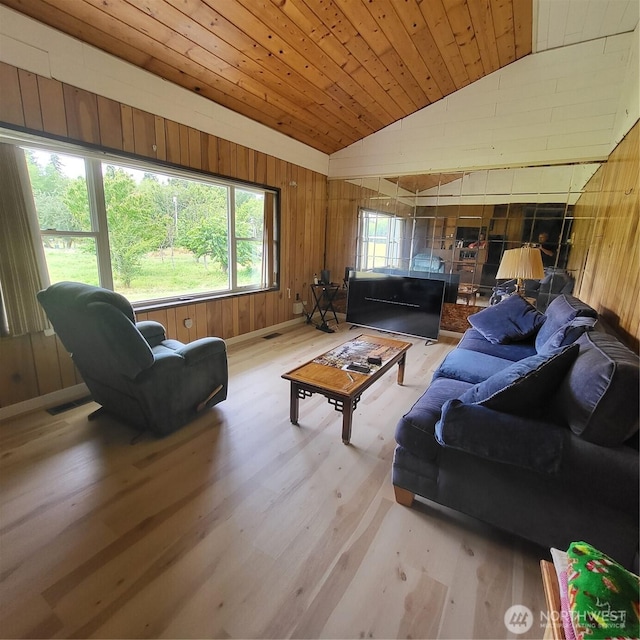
[0,0,533,154]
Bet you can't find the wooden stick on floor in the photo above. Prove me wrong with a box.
[196,384,223,412]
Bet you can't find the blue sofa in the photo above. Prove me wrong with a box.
[393,294,639,569]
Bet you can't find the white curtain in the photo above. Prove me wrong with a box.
[0,143,50,336]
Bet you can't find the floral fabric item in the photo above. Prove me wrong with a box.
[560,567,579,640]
[566,541,639,640]
[551,547,578,640]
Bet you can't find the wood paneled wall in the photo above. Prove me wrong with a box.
[571,122,640,352]
[0,62,327,409]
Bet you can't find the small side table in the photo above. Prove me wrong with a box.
[457,286,479,305]
[307,284,340,332]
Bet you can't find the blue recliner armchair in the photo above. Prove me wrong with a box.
[37,281,228,436]
[411,253,445,273]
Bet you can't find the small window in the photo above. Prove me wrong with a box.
[356,209,404,270]
[27,149,101,287]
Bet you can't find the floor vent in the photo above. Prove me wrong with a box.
[262,332,282,340]
[46,395,93,415]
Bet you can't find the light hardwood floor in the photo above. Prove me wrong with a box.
[0,321,549,639]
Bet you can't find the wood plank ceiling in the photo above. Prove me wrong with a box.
[1,0,532,154]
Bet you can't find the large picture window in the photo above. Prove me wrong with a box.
[17,141,279,305]
[356,209,404,271]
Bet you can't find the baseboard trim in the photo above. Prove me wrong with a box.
[224,316,306,345]
[0,383,90,422]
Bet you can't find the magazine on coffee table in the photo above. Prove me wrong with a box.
[312,337,404,374]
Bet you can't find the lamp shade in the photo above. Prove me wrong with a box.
[496,247,545,281]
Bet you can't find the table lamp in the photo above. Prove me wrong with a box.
[495,246,545,296]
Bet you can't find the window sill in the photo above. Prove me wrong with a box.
[132,286,279,313]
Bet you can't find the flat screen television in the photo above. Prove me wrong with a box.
[346,273,445,340]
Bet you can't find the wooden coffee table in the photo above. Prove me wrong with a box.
[282,334,412,444]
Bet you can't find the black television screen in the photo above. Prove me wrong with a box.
[346,273,445,340]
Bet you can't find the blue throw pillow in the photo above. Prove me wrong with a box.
[468,295,546,344]
[458,343,579,417]
[536,316,596,354]
[534,294,597,351]
[555,332,639,446]
[433,348,514,384]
